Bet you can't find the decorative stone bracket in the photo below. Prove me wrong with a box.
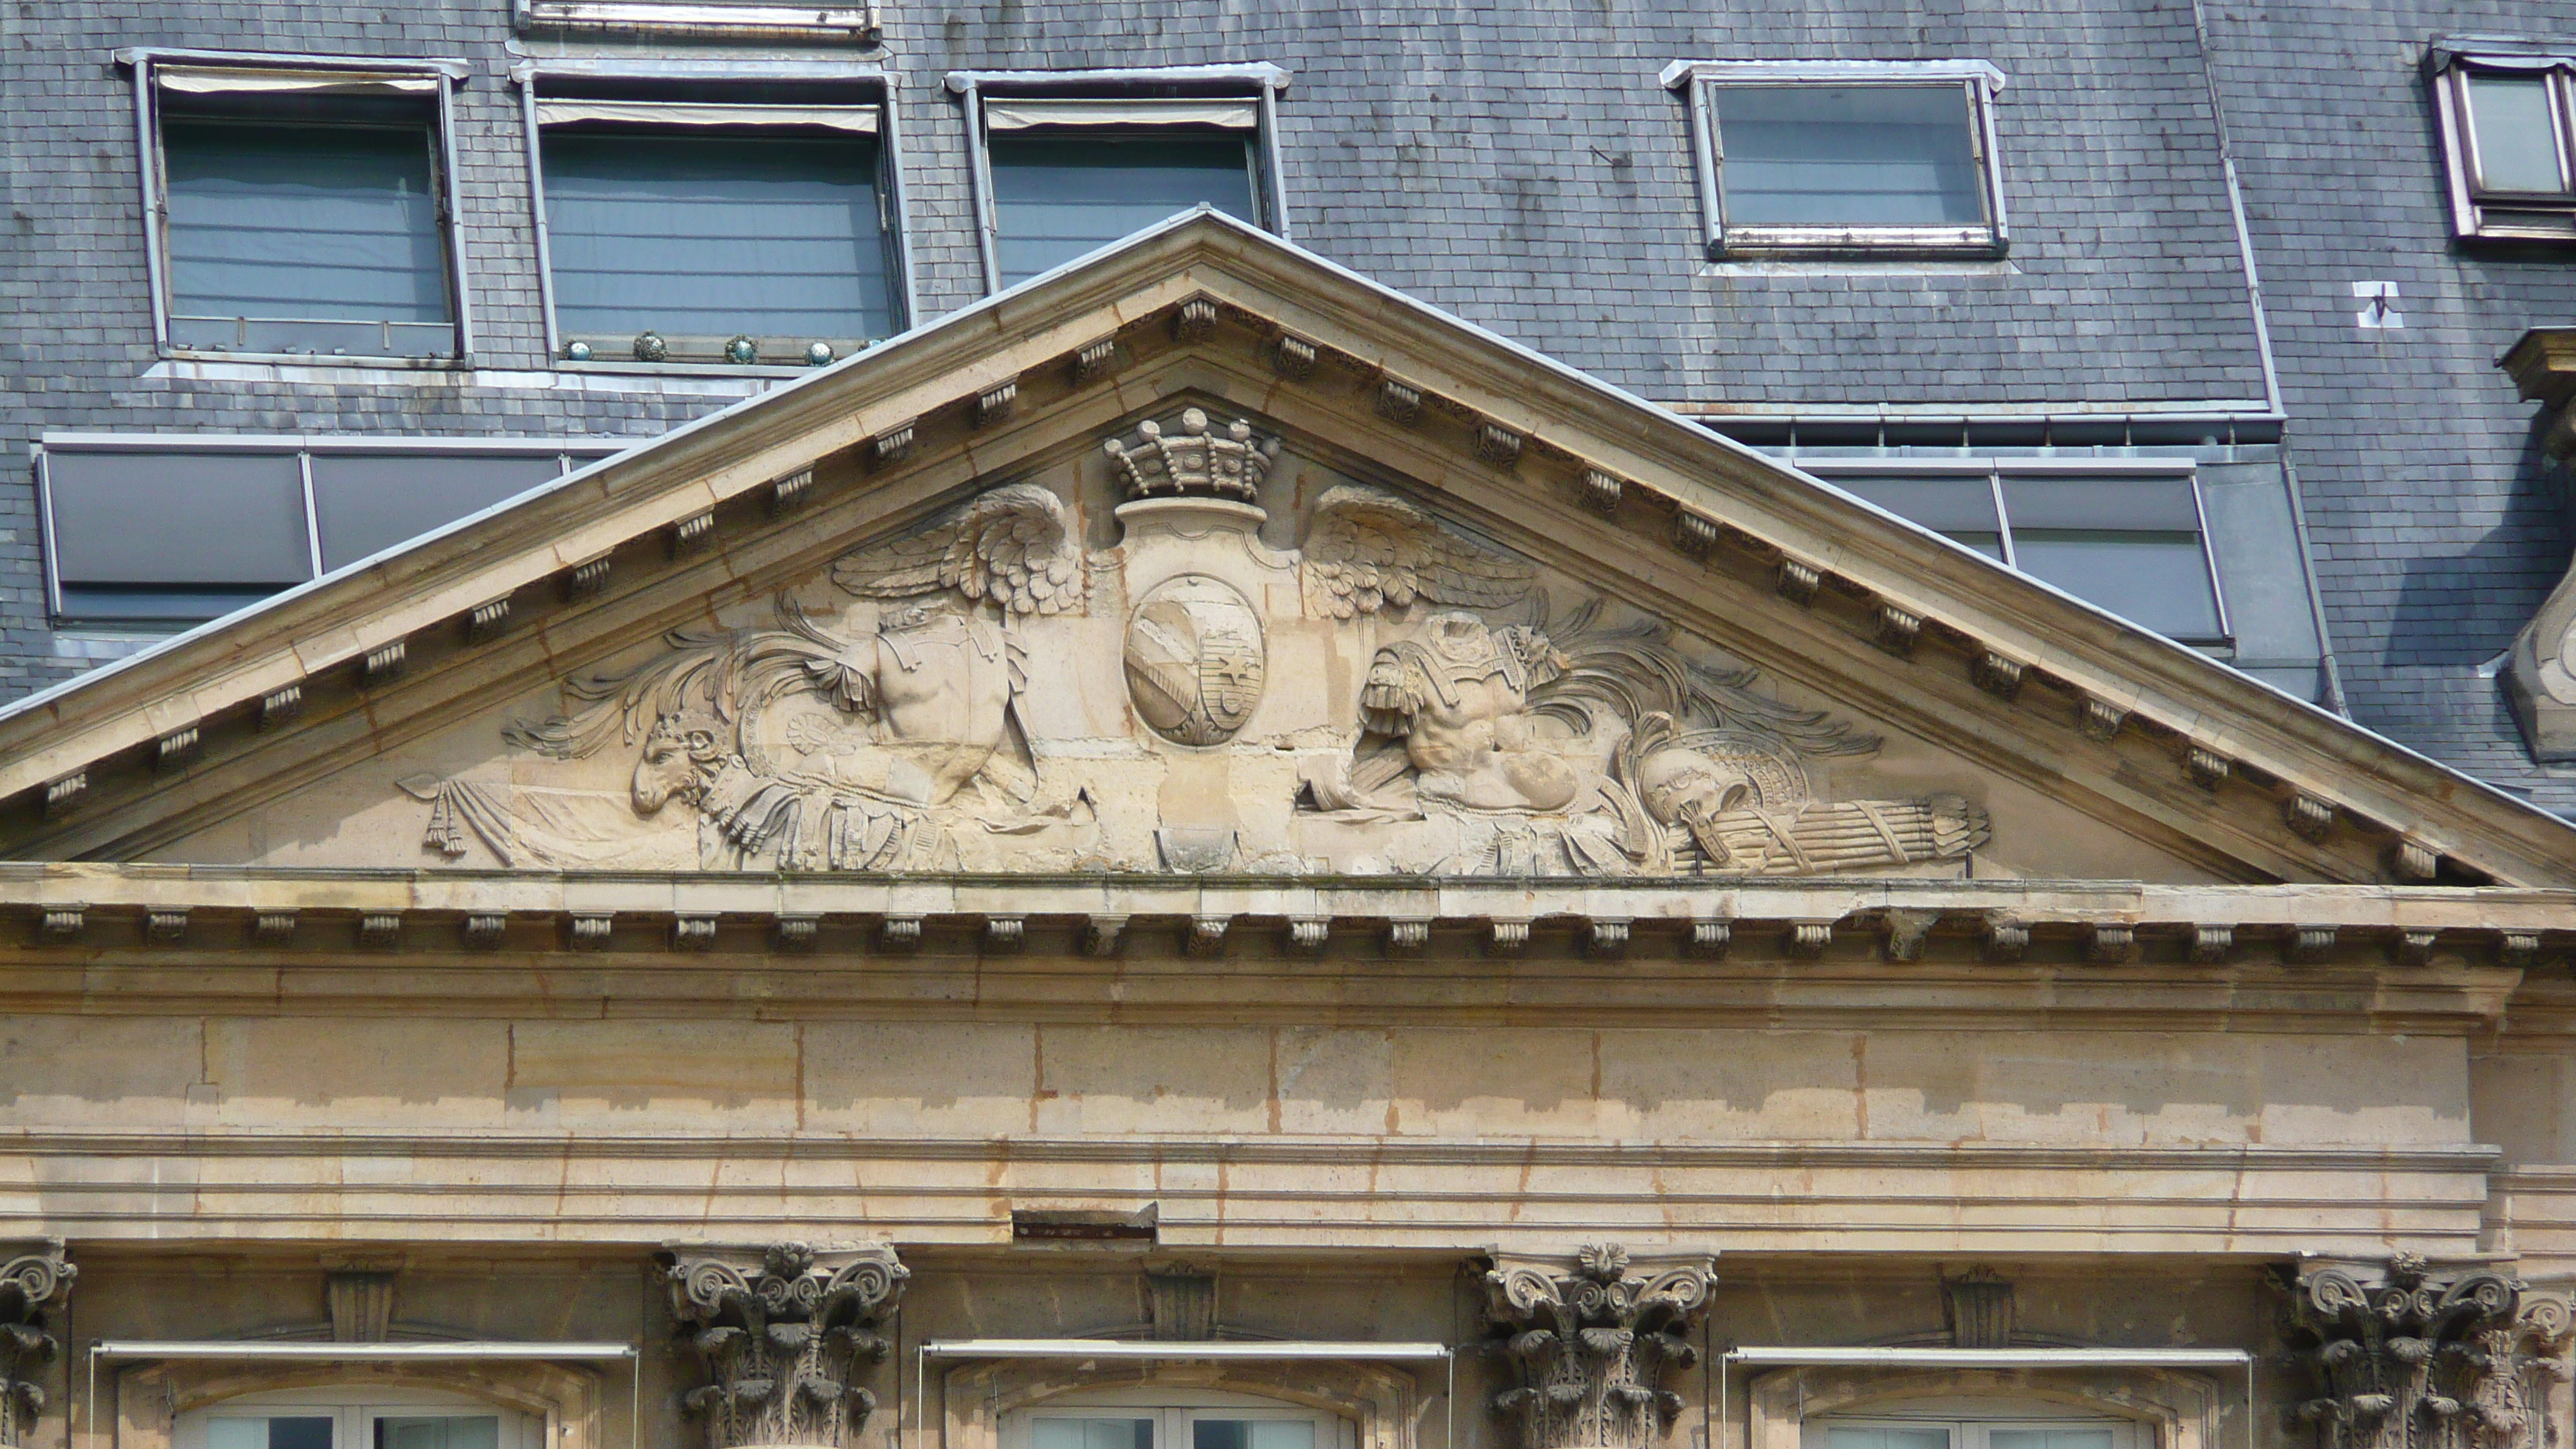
[2497,329,2576,760]
[1483,1244,1715,1449]
[0,1243,74,1449]
[663,1242,908,1449]
[2281,1255,2573,1449]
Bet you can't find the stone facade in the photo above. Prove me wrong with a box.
[2,12,2575,1449]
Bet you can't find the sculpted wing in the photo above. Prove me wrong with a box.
[832,481,1085,616]
[1300,484,1536,619]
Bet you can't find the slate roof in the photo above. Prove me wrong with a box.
[0,0,2567,811]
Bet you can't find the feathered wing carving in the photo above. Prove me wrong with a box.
[1300,484,1537,618]
[831,481,1085,615]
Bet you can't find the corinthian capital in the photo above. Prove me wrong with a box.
[1483,1244,1715,1449]
[2283,1256,2573,1449]
[663,1243,908,1449]
[0,1243,75,1449]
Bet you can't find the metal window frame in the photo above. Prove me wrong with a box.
[945,63,1297,296]
[115,47,478,368]
[1797,456,2231,644]
[509,58,913,368]
[1718,1346,2254,1449]
[2434,53,2576,240]
[33,434,623,626]
[1660,59,2011,261]
[87,1343,639,1449]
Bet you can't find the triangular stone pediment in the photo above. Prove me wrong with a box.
[2,213,2570,891]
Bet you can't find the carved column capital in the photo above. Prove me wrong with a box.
[2281,1257,2573,1449]
[662,1242,908,1449]
[0,1242,75,1449]
[1483,1244,1715,1449]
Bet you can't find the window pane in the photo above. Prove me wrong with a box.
[378,1417,500,1449]
[543,129,892,349]
[1715,84,1984,226]
[1830,475,2007,558]
[46,450,312,622]
[2009,530,2222,638]
[2468,74,2566,193]
[266,1420,336,1449]
[992,131,1255,286]
[1992,1431,2116,1449]
[1246,1423,1316,1449]
[163,118,451,357]
[1033,1420,1152,1449]
[207,1423,267,1449]
[1824,1428,1951,1449]
[2000,475,2201,532]
[309,454,565,573]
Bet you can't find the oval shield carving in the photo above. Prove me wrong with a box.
[1125,574,1266,745]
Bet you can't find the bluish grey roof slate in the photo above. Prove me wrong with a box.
[0,0,2568,810]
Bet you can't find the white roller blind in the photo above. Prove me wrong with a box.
[535,99,880,133]
[157,67,440,96]
[985,98,1258,131]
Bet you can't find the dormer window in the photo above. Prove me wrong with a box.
[1663,60,2009,258]
[2432,43,2576,239]
[949,66,1293,293]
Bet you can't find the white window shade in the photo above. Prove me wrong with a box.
[535,99,879,133]
[156,67,440,96]
[985,98,1258,131]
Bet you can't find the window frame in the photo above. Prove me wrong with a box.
[1660,59,2010,259]
[947,64,1293,296]
[1800,457,2232,646]
[34,432,628,628]
[1002,1387,1355,1449]
[1805,1410,2151,1449]
[115,46,475,367]
[2431,49,2576,240]
[176,1386,537,1449]
[509,57,915,372]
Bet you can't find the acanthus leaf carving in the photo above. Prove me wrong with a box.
[1483,1243,1713,1449]
[664,1242,906,1449]
[0,1243,74,1449]
[2282,1257,2573,1449]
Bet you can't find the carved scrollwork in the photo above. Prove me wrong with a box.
[2282,1258,2572,1449]
[663,1243,908,1449]
[0,1244,74,1449]
[1483,1244,1714,1449]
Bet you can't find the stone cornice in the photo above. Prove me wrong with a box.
[0,1129,2503,1173]
[0,215,2563,887]
[0,866,2554,1029]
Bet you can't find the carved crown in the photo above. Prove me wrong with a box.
[1105,408,1279,502]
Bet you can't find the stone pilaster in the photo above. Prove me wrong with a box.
[663,1243,908,1449]
[2283,1256,2574,1449]
[1483,1244,1715,1449]
[0,1244,75,1449]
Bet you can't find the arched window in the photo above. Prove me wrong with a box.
[1005,1387,1358,1449]
[1804,1397,2150,1449]
[175,1386,540,1449]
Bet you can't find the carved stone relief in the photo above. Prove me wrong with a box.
[663,1243,907,1449]
[1482,1244,1714,1449]
[0,1244,74,1449]
[2283,1256,2574,1449]
[410,407,1992,879]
